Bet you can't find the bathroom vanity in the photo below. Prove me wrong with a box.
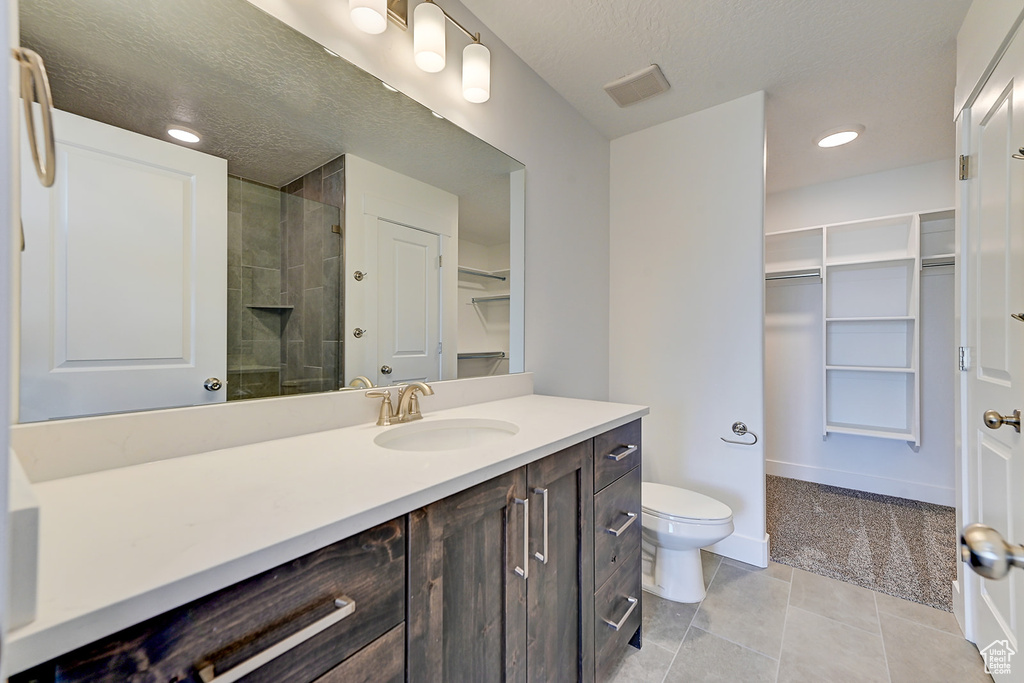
[6,376,646,682]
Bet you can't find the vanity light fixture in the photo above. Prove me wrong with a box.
[349,0,389,35]
[816,125,865,148]
[413,1,446,72]
[167,127,200,144]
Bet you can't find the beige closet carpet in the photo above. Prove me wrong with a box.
[766,475,957,611]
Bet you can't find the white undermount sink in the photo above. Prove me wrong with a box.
[373,417,520,452]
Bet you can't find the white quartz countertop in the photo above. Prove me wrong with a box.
[7,393,647,674]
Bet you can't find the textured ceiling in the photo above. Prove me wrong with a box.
[20,0,520,245]
[460,0,972,193]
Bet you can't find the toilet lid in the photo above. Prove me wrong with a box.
[641,482,732,521]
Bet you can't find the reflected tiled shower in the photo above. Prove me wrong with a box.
[226,156,344,400]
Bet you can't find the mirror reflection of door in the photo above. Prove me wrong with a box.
[19,109,227,422]
[376,219,441,386]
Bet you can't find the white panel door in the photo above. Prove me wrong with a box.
[376,218,440,386]
[20,109,227,421]
[964,25,1024,675]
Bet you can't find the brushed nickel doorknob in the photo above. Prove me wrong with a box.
[380,365,393,375]
[984,409,1021,433]
[961,524,1024,580]
[204,377,223,391]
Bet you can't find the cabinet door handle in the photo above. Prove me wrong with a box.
[533,487,549,564]
[606,444,638,462]
[603,596,639,631]
[605,511,638,537]
[514,497,529,580]
[196,596,355,683]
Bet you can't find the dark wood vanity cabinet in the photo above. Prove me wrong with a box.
[593,419,644,682]
[407,421,642,683]
[11,520,406,683]
[11,421,643,683]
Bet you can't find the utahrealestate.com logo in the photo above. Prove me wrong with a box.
[980,640,1016,675]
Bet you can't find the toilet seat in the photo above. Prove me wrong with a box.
[642,482,732,525]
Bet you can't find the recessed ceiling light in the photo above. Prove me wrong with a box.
[382,82,399,93]
[431,111,444,120]
[816,125,865,148]
[167,127,200,144]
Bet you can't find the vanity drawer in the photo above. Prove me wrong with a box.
[594,419,641,492]
[314,623,405,683]
[594,465,641,590]
[594,550,642,683]
[12,520,405,683]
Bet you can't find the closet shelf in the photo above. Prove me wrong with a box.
[825,255,916,268]
[825,422,916,441]
[825,316,914,322]
[826,365,915,374]
[458,266,507,281]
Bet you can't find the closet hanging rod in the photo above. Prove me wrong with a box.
[472,294,511,303]
[457,351,507,360]
[921,259,955,268]
[765,268,821,281]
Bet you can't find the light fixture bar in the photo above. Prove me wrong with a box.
[424,0,480,43]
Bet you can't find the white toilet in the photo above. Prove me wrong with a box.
[641,482,734,603]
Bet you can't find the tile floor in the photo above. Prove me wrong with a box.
[607,552,992,683]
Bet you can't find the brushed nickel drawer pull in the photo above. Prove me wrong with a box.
[196,596,356,683]
[603,596,639,631]
[606,444,638,462]
[514,497,530,580]
[605,511,638,537]
[533,487,549,564]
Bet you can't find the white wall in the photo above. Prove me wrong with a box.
[764,160,957,505]
[610,92,768,566]
[249,0,611,401]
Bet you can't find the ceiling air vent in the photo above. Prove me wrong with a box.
[603,65,670,107]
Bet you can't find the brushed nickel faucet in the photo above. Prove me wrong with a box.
[396,382,434,422]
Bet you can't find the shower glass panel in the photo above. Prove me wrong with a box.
[226,177,343,400]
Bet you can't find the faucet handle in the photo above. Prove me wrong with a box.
[365,390,394,426]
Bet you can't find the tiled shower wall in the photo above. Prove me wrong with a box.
[227,178,284,400]
[280,156,345,394]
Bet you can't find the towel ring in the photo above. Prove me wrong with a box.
[721,421,758,446]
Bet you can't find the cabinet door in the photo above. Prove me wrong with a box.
[526,441,595,683]
[407,468,528,683]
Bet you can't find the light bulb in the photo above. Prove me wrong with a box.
[463,42,490,103]
[414,2,446,73]
[167,127,200,144]
[350,0,387,35]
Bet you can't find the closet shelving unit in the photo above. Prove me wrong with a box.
[765,209,954,448]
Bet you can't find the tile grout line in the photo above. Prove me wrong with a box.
[776,572,793,681]
[876,593,893,683]
[879,609,968,638]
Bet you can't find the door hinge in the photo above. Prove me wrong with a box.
[438,255,443,268]
[331,224,342,235]
[438,342,442,355]
[959,346,971,371]
[959,154,969,180]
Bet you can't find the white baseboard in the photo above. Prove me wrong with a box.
[707,531,769,568]
[767,460,955,506]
